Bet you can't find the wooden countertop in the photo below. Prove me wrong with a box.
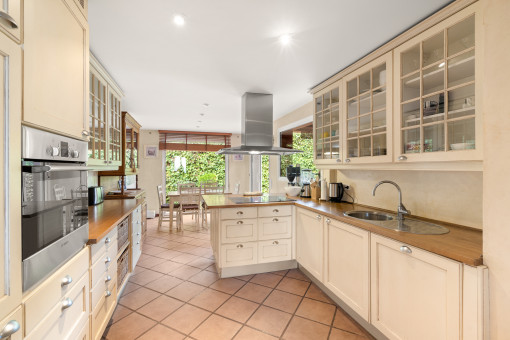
[104,188,146,200]
[88,199,143,244]
[203,195,483,267]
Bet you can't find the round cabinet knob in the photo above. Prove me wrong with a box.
[272,240,279,245]
[400,245,412,254]
[345,158,351,163]
[316,215,322,220]
[105,237,111,244]
[105,275,112,283]
[236,211,244,215]
[47,146,59,156]
[105,256,111,264]
[61,275,73,286]
[272,218,279,222]
[398,155,407,161]
[336,159,342,163]
[0,320,20,338]
[273,209,279,213]
[236,244,244,248]
[61,298,73,311]
[326,218,331,224]
[105,290,112,298]
[236,220,244,225]
[70,150,80,158]
[82,130,90,137]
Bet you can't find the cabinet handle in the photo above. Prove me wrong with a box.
[61,275,73,287]
[0,320,20,338]
[104,160,108,164]
[273,209,279,213]
[137,241,140,245]
[316,215,322,220]
[272,218,279,222]
[236,244,244,248]
[398,155,407,161]
[82,130,90,137]
[336,159,342,163]
[105,256,111,264]
[108,161,113,164]
[136,232,140,236]
[273,240,279,245]
[237,220,243,224]
[105,275,112,283]
[400,246,412,254]
[61,298,73,311]
[105,290,112,298]
[345,158,351,163]
[105,237,111,244]
[325,218,331,224]
[236,211,244,215]
[0,11,18,29]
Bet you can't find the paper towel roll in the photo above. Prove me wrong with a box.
[320,179,328,201]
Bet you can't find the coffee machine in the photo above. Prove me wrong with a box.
[286,165,300,186]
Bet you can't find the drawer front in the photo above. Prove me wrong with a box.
[72,316,90,340]
[91,271,116,309]
[220,207,257,220]
[91,227,117,264]
[24,247,89,334]
[132,205,142,224]
[91,280,117,340]
[131,235,142,270]
[258,239,292,263]
[0,306,23,340]
[91,251,116,289]
[132,220,142,236]
[220,242,258,267]
[258,205,292,218]
[258,216,292,240]
[220,219,258,244]
[25,272,89,340]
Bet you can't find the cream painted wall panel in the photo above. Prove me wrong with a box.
[227,134,250,194]
[138,130,163,212]
[335,170,482,229]
[482,0,510,338]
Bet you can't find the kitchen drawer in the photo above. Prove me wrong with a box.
[258,216,292,240]
[24,247,89,334]
[91,271,116,309]
[220,218,258,244]
[258,205,292,218]
[220,207,257,220]
[258,239,292,263]
[25,272,89,340]
[73,316,90,340]
[91,280,117,340]
[91,227,118,265]
[220,242,258,267]
[131,235,142,270]
[0,306,23,340]
[132,220,142,236]
[90,248,116,289]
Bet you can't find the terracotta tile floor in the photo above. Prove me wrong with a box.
[103,216,373,340]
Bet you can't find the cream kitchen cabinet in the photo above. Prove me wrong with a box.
[23,0,89,140]
[0,0,21,43]
[0,306,23,340]
[394,2,482,163]
[131,204,143,270]
[325,218,370,321]
[343,52,393,164]
[314,82,342,164]
[0,28,22,322]
[296,208,324,281]
[88,54,123,167]
[370,234,461,340]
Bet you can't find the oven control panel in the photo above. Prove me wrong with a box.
[22,126,88,162]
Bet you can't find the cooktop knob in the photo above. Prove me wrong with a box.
[47,146,59,156]
[70,150,80,158]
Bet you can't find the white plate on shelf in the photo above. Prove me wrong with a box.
[450,142,474,150]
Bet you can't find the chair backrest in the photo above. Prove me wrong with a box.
[157,185,165,205]
[199,180,218,187]
[179,186,201,207]
[178,182,196,190]
[201,185,224,195]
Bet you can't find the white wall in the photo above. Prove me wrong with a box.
[138,130,164,213]
[226,134,251,194]
[482,0,510,337]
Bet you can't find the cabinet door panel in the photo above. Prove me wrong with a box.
[0,30,22,321]
[325,219,369,321]
[371,234,460,340]
[0,306,23,340]
[258,216,292,240]
[258,239,292,263]
[0,0,21,43]
[220,219,258,244]
[296,208,323,280]
[220,242,257,267]
[23,0,88,140]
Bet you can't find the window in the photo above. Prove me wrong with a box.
[279,122,317,177]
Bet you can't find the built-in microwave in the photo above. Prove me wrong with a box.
[21,126,89,292]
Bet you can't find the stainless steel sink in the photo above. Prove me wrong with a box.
[344,211,394,221]
[343,210,449,235]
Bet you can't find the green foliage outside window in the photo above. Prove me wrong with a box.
[165,151,225,194]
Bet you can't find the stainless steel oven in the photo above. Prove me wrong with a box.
[21,126,89,292]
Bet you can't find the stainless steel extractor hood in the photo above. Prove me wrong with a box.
[217,93,303,155]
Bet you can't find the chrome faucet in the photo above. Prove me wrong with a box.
[372,180,410,221]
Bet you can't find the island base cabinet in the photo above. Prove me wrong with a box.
[258,239,292,263]
[370,234,461,340]
[296,208,324,281]
[220,242,257,267]
[325,219,370,322]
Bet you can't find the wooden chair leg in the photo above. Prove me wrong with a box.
[158,211,162,230]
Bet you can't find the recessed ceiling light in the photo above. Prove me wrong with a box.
[280,34,292,46]
[196,125,200,128]
[197,120,202,123]
[173,14,186,26]
[202,103,209,107]
[200,113,205,116]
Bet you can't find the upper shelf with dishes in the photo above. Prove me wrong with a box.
[312,2,482,167]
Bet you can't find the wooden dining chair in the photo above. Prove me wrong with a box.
[201,185,224,227]
[178,186,201,229]
[157,185,181,230]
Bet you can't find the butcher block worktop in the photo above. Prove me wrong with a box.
[203,195,483,266]
[88,199,143,243]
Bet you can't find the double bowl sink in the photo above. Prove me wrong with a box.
[343,211,449,235]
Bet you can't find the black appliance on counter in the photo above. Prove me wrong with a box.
[329,183,345,202]
[88,186,104,206]
[21,126,89,292]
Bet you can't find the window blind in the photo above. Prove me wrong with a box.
[159,130,232,152]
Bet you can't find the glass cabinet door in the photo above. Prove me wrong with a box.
[314,85,340,161]
[89,72,108,164]
[125,125,132,169]
[398,14,476,157]
[344,55,390,162]
[109,92,122,165]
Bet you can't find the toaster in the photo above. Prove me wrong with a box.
[88,186,104,206]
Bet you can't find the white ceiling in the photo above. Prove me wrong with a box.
[89,0,451,133]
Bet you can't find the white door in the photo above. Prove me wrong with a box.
[296,208,324,280]
[371,234,461,340]
[325,218,370,321]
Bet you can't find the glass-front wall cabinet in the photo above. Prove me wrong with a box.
[344,53,392,163]
[396,11,479,161]
[314,84,341,163]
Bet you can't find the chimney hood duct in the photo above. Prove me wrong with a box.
[217,93,303,156]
